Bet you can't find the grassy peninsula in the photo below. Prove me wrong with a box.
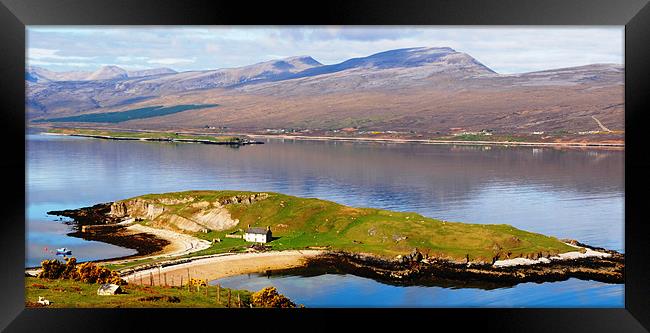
[40,189,623,293]
[47,128,246,144]
[107,190,576,264]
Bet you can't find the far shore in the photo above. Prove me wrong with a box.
[32,126,624,149]
[42,130,263,145]
[234,133,625,148]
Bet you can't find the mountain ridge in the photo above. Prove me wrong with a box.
[26,65,178,82]
[26,47,624,136]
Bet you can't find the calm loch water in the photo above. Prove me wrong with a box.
[26,132,624,307]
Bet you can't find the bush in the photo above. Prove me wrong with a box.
[37,257,126,285]
[38,259,65,279]
[61,257,80,280]
[251,287,296,308]
[76,262,125,285]
[188,278,207,287]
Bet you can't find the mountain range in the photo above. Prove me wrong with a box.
[26,47,624,135]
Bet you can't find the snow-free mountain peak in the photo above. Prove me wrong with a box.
[86,65,129,81]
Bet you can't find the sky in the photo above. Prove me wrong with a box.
[27,26,624,74]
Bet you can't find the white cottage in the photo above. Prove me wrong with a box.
[244,225,272,243]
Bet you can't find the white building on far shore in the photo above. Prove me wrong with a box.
[243,225,272,243]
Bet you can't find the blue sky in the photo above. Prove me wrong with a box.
[27,26,623,74]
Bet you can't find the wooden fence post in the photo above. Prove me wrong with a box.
[180,276,183,288]
[158,267,161,286]
[237,293,241,308]
[150,272,154,286]
[171,276,174,287]
[164,273,167,287]
[228,289,231,308]
[217,284,220,303]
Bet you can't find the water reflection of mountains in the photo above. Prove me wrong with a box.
[37,137,623,199]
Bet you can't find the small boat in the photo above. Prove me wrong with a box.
[55,248,72,256]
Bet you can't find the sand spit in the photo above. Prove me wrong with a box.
[106,224,211,265]
[123,250,324,285]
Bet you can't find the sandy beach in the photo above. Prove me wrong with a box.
[124,250,323,286]
[105,224,212,265]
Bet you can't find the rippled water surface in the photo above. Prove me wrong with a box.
[26,133,624,306]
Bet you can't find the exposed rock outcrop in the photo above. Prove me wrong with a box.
[110,199,166,220]
[303,249,624,288]
[107,193,270,233]
[220,193,269,205]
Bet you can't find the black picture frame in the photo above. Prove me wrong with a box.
[2,0,649,332]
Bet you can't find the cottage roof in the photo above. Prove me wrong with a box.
[246,227,270,235]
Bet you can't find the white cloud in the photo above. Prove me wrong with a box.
[116,56,150,62]
[28,59,93,67]
[146,57,196,65]
[28,48,94,61]
[27,27,623,74]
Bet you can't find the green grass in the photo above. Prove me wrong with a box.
[35,104,218,123]
[114,190,576,262]
[436,134,527,142]
[25,277,252,308]
[48,128,242,143]
[103,257,160,271]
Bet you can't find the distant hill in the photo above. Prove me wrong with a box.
[26,47,624,135]
[26,65,178,82]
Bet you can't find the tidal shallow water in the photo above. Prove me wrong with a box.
[26,132,624,306]
[213,273,623,308]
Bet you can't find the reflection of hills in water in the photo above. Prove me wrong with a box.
[29,135,624,210]
[29,135,624,205]
[28,134,624,250]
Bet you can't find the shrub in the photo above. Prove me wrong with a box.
[38,259,65,279]
[188,278,207,287]
[76,262,125,285]
[61,257,80,280]
[251,287,296,308]
[37,257,126,285]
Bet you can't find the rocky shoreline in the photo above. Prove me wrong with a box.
[289,248,624,288]
[47,204,170,262]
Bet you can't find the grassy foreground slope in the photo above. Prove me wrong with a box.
[120,190,575,262]
[25,277,251,308]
